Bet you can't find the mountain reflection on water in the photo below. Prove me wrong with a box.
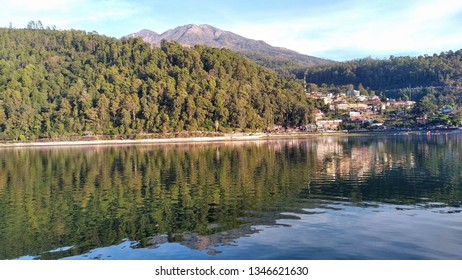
[2,132,462,260]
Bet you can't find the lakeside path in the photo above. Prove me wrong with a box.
[1,129,459,148]
[0,133,275,148]
[0,132,348,148]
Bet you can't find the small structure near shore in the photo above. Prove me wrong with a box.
[316,120,343,130]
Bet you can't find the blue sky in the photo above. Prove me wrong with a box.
[1,0,462,61]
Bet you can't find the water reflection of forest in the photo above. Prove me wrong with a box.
[1,134,461,259]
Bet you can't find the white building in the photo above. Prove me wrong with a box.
[347,90,360,97]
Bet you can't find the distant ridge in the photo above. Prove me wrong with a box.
[126,29,159,42]
[124,24,333,71]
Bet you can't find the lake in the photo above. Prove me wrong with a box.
[1,132,462,260]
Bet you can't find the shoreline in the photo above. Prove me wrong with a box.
[1,132,322,148]
[0,133,269,148]
[0,129,460,148]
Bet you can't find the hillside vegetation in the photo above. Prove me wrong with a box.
[0,27,315,141]
[305,51,462,91]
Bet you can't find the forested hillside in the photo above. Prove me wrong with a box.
[0,27,314,141]
[305,51,462,91]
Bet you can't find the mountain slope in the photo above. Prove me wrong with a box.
[124,24,332,73]
[125,29,159,42]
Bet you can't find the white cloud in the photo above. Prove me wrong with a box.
[0,0,139,30]
[230,0,462,60]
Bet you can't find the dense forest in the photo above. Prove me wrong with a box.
[0,26,315,141]
[238,51,308,80]
[304,51,462,91]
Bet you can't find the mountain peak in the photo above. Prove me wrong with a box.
[180,24,216,30]
[124,24,333,68]
[125,29,159,40]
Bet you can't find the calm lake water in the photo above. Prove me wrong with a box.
[1,132,462,260]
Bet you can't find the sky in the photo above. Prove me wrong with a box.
[1,0,462,61]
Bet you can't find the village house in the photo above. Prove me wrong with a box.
[349,111,363,121]
[322,97,333,105]
[355,95,368,102]
[347,90,360,97]
[316,120,343,130]
[315,109,324,121]
[366,99,385,111]
[336,103,369,111]
[386,101,416,108]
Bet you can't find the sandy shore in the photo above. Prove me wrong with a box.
[2,129,457,148]
[0,133,276,148]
